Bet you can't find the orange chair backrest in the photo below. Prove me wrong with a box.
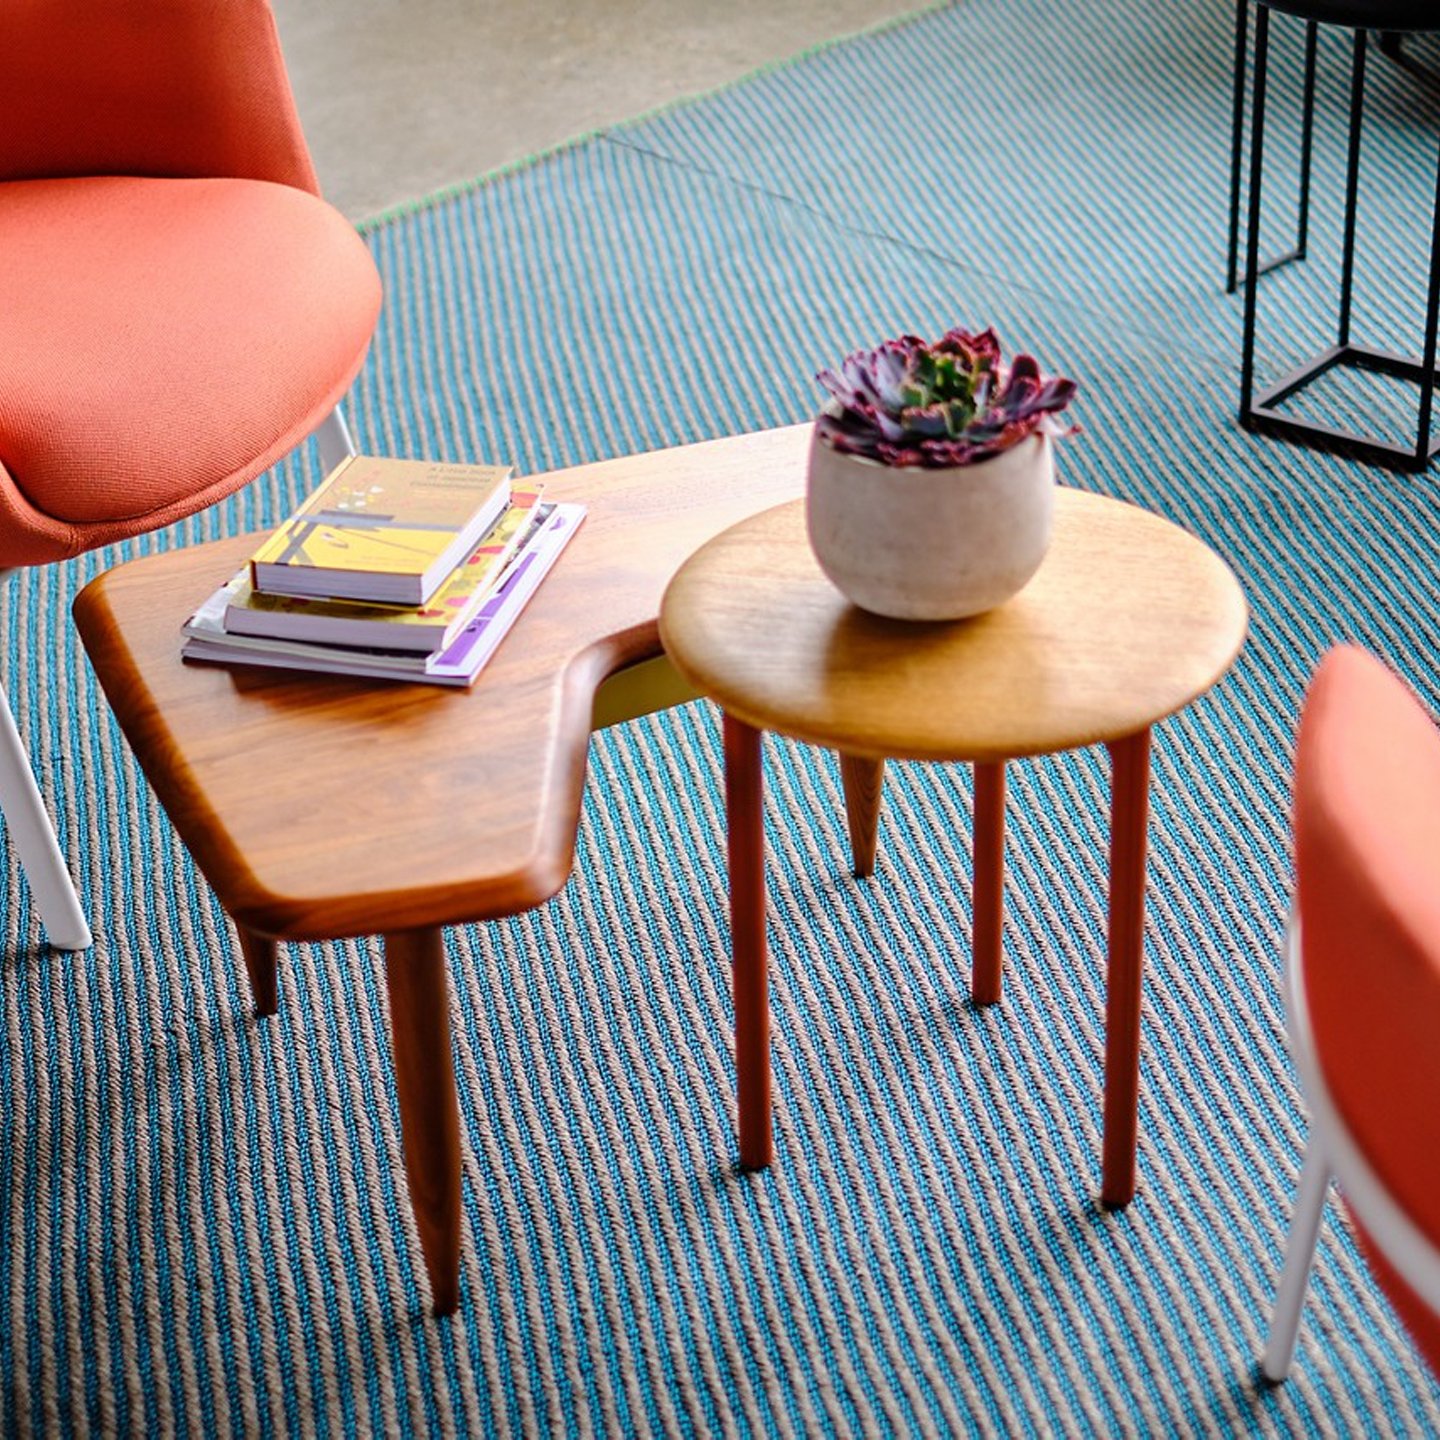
[1294,646,1440,1257]
[0,0,319,192]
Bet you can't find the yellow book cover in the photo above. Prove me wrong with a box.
[226,488,543,653]
[249,454,512,603]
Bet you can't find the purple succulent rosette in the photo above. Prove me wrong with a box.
[814,327,1078,468]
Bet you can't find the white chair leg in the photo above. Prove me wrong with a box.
[1262,1134,1330,1382]
[315,403,357,476]
[0,683,91,951]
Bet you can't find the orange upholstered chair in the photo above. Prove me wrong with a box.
[0,0,382,948]
[1262,645,1440,1382]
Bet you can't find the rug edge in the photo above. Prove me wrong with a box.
[354,1,949,234]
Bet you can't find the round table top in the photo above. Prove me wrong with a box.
[658,491,1249,763]
[1258,1,1435,31]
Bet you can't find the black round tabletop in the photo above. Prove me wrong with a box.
[1259,0,1438,30]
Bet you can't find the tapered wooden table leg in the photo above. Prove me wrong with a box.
[1101,729,1152,1209]
[725,713,772,1170]
[971,761,1006,1006]
[839,753,884,877]
[384,927,463,1315]
[236,924,278,1017]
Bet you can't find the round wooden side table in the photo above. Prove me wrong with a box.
[659,490,1249,1208]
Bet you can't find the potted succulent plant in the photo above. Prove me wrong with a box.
[807,326,1078,620]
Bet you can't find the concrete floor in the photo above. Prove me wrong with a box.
[270,0,925,222]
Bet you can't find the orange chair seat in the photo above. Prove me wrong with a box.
[0,175,381,565]
[1297,647,1440,1246]
[1296,645,1440,1375]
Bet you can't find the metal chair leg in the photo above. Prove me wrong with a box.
[315,403,358,476]
[0,681,91,951]
[1262,1135,1330,1383]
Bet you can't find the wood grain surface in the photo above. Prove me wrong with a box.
[658,492,1249,762]
[71,426,810,941]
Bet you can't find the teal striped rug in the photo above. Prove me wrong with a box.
[6,0,1440,1432]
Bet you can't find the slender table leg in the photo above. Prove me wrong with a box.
[236,924,278,1017]
[1101,729,1152,1209]
[724,713,772,1170]
[838,753,884,878]
[971,761,1007,1006]
[384,927,463,1315]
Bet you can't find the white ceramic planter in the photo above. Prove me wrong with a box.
[805,430,1055,621]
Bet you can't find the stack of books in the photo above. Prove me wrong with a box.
[182,454,585,687]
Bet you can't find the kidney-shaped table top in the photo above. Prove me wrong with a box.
[72,426,812,942]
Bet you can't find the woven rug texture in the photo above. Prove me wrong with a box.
[5,0,1440,1433]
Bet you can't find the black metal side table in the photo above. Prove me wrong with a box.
[1238,1,1440,472]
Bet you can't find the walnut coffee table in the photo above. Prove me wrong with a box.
[659,492,1248,1207]
[72,426,817,1316]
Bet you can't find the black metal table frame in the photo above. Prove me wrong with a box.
[1230,9,1440,472]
